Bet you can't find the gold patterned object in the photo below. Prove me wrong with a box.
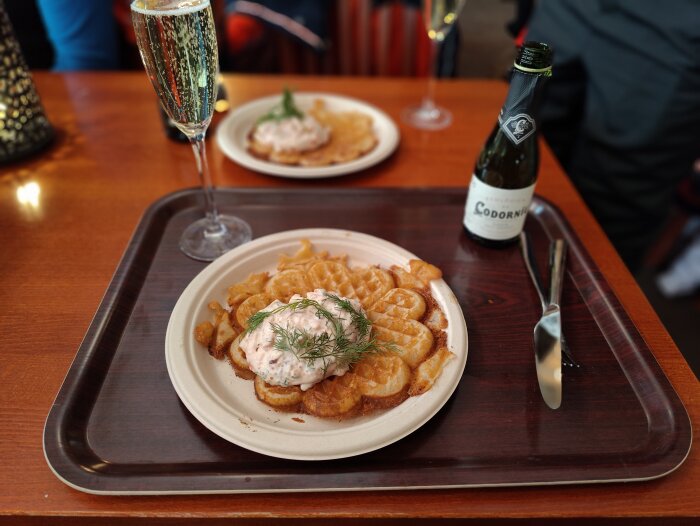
[0,0,54,164]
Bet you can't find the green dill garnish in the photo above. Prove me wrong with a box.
[324,293,372,338]
[245,298,320,334]
[257,87,304,124]
[244,293,394,369]
[270,323,333,358]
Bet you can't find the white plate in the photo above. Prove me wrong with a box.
[215,93,400,178]
[165,229,468,460]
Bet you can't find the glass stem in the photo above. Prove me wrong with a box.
[189,135,222,235]
[423,38,440,110]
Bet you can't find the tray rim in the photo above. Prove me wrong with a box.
[43,187,693,495]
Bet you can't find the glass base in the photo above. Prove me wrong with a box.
[179,214,252,262]
[402,103,453,131]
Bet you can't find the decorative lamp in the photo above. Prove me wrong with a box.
[0,0,54,164]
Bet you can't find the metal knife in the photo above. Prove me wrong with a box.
[532,239,567,409]
[520,232,579,367]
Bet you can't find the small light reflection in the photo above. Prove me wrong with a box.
[428,29,445,42]
[214,99,230,113]
[16,180,41,210]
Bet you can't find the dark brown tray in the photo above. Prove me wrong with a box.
[44,188,691,494]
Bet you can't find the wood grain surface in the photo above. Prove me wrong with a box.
[0,73,697,523]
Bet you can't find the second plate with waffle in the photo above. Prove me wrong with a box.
[216,93,400,179]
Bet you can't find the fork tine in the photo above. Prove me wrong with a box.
[561,336,580,368]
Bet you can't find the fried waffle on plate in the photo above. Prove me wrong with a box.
[216,93,400,179]
[248,99,378,167]
[196,239,449,418]
[166,229,468,460]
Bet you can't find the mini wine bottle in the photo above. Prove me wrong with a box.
[463,41,552,246]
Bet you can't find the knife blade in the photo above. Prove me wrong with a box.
[520,232,579,367]
[533,239,566,409]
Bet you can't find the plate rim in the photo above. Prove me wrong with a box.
[215,92,400,179]
[165,228,468,460]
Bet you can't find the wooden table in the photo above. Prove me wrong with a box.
[0,73,697,524]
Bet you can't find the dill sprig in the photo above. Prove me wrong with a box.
[324,293,372,338]
[270,323,333,358]
[257,87,304,124]
[269,324,389,371]
[245,298,324,334]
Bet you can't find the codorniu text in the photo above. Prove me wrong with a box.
[472,201,529,220]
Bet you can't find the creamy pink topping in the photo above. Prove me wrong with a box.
[253,116,330,153]
[239,290,362,390]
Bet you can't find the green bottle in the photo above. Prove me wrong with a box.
[463,41,552,246]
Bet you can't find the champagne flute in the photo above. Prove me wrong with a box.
[131,0,251,261]
[402,0,466,130]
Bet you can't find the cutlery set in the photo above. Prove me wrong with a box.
[520,232,578,409]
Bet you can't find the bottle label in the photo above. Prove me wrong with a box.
[463,176,535,240]
[499,113,536,145]
[497,69,543,146]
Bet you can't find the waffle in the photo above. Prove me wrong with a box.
[247,99,378,167]
[227,272,269,309]
[235,293,273,329]
[307,260,357,300]
[350,267,395,309]
[264,269,311,302]
[302,373,363,418]
[194,239,456,419]
[306,260,396,309]
[254,376,303,410]
[196,304,238,360]
[350,353,412,407]
[277,239,329,271]
[227,334,255,380]
[409,346,455,396]
[368,288,426,320]
[367,311,433,369]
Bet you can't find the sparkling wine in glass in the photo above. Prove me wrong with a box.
[403,0,466,130]
[131,0,251,261]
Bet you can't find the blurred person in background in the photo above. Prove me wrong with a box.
[27,0,225,71]
[221,0,455,77]
[36,0,120,70]
[525,0,700,273]
[26,0,452,77]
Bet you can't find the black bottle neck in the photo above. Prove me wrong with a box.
[515,41,552,71]
[497,67,550,146]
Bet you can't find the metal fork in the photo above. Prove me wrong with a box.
[519,232,580,368]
